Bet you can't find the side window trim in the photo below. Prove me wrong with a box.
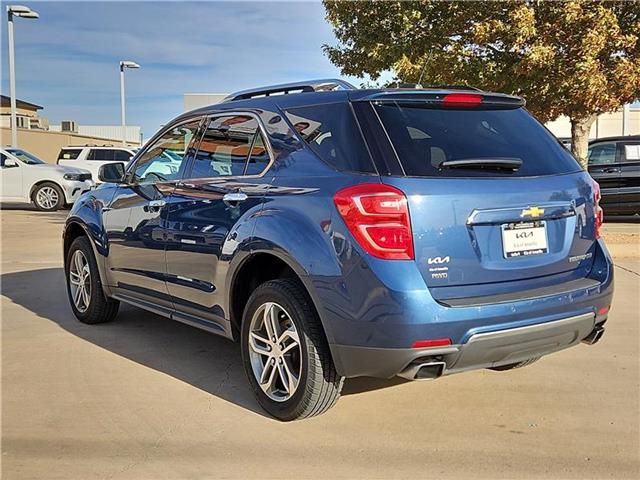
[125,116,206,183]
[183,110,275,181]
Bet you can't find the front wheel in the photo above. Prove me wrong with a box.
[32,182,64,211]
[241,279,344,421]
[65,236,119,324]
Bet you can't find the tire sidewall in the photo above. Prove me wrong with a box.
[65,237,102,321]
[240,282,313,420]
[33,182,64,211]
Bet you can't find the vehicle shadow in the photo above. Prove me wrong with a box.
[1,268,407,417]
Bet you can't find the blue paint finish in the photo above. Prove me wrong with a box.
[63,86,615,379]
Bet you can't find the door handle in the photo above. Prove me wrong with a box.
[603,168,620,173]
[222,192,248,206]
[145,199,166,212]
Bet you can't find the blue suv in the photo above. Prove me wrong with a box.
[63,80,613,420]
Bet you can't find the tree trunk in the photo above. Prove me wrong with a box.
[570,115,597,169]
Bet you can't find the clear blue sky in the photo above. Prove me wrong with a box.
[1,0,380,140]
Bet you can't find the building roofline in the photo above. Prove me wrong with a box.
[0,94,43,110]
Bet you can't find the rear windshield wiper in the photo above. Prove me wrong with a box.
[438,158,523,171]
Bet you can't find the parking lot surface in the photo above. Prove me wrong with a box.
[2,207,639,479]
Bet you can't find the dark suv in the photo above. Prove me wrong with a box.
[63,80,613,420]
[588,135,640,216]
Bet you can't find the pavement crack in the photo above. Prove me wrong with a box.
[614,263,640,277]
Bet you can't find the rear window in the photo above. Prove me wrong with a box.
[373,103,581,177]
[284,103,376,174]
[58,149,81,161]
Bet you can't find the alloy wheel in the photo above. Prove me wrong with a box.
[36,186,59,210]
[247,302,302,402]
[69,250,91,313]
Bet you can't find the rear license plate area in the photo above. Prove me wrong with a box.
[501,221,548,258]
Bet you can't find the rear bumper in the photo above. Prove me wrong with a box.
[332,312,601,379]
[325,239,614,378]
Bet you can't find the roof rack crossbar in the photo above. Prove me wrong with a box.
[224,78,357,102]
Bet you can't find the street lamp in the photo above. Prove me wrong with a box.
[7,4,39,147]
[119,60,140,146]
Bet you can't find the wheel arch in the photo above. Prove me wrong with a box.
[63,218,110,295]
[227,249,336,347]
[29,179,67,203]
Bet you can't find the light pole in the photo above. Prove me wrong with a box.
[119,60,140,145]
[7,5,39,147]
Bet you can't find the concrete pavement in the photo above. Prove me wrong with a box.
[1,208,639,479]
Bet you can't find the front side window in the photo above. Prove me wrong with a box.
[588,143,617,165]
[189,115,270,178]
[132,120,200,184]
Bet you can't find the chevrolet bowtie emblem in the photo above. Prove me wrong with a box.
[521,206,545,218]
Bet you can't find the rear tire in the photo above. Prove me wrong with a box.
[65,236,119,324]
[488,357,540,371]
[32,182,64,211]
[240,279,344,421]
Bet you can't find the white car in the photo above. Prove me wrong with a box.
[1,147,94,211]
[57,145,136,180]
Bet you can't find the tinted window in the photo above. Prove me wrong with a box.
[190,115,267,178]
[87,149,132,162]
[58,149,81,161]
[0,153,6,167]
[588,143,617,165]
[374,103,581,177]
[114,150,134,162]
[284,103,376,174]
[132,121,200,184]
[245,132,270,175]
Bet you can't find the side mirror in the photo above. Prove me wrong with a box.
[2,158,19,169]
[98,162,126,183]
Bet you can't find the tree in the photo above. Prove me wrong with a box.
[323,0,640,167]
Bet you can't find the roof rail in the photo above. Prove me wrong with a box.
[224,79,357,102]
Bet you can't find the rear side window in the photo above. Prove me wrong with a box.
[373,103,581,177]
[58,149,81,161]
[190,115,269,178]
[284,103,376,174]
[87,149,132,161]
[623,143,640,162]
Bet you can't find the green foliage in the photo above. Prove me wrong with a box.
[323,1,640,165]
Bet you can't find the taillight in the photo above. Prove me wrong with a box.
[593,179,603,239]
[333,183,414,260]
[442,93,483,108]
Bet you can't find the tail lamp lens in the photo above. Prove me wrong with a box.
[593,179,603,239]
[333,183,414,260]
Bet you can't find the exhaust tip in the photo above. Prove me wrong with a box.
[582,325,605,345]
[398,361,446,381]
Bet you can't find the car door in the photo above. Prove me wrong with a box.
[588,141,623,211]
[616,141,640,214]
[0,152,24,200]
[164,113,272,331]
[102,119,203,310]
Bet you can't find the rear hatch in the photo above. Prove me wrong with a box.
[368,93,598,293]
